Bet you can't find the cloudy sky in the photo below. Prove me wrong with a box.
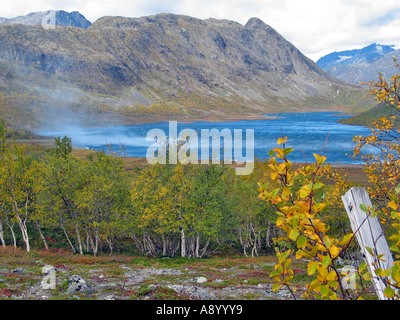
[1,0,400,61]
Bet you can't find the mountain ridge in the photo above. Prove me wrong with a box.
[317,43,399,85]
[317,43,395,69]
[0,10,92,29]
[0,12,369,130]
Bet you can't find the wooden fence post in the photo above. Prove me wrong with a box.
[342,187,394,300]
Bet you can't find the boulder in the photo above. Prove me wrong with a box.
[12,267,23,274]
[67,275,94,296]
[196,277,207,284]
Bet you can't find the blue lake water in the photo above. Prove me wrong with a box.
[37,112,373,164]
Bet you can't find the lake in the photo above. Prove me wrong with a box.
[37,112,373,164]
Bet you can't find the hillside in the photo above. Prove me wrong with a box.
[338,102,400,127]
[317,43,400,85]
[0,12,369,130]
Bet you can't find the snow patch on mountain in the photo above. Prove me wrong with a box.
[337,56,352,63]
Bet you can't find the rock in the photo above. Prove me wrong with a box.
[148,268,183,276]
[167,285,216,300]
[276,288,292,299]
[148,283,216,300]
[123,271,146,283]
[12,268,23,274]
[0,268,10,274]
[196,277,207,284]
[67,275,94,296]
[0,10,92,29]
[119,264,132,270]
[96,282,118,290]
[124,268,183,283]
[336,252,363,267]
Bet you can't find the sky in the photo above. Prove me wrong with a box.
[1,0,400,61]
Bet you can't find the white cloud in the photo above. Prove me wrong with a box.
[1,0,400,61]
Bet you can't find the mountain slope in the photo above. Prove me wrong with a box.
[359,49,400,83]
[0,10,92,29]
[338,102,400,128]
[0,13,367,130]
[317,43,398,85]
[317,43,395,69]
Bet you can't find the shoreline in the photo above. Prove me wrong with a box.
[104,108,354,126]
[171,114,281,123]
[103,113,281,126]
[30,113,282,133]
[32,108,357,131]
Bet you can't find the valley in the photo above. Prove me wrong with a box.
[0,9,399,303]
[0,11,371,131]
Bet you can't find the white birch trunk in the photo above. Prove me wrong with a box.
[342,187,395,300]
[180,226,186,258]
[0,219,5,247]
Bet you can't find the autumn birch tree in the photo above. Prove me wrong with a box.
[42,136,85,254]
[0,142,40,252]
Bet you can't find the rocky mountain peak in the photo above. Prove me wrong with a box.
[245,17,268,28]
[0,10,92,29]
[317,43,397,84]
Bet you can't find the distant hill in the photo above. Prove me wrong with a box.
[317,43,400,85]
[0,10,92,29]
[0,12,368,130]
[338,102,400,128]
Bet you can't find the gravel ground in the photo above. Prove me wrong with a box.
[0,257,300,300]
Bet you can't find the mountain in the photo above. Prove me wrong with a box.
[0,10,92,29]
[358,49,400,83]
[316,43,399,85]
[0,12,367,130]
[317,43,395,69]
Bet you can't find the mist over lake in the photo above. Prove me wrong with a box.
[37,112,373,164]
